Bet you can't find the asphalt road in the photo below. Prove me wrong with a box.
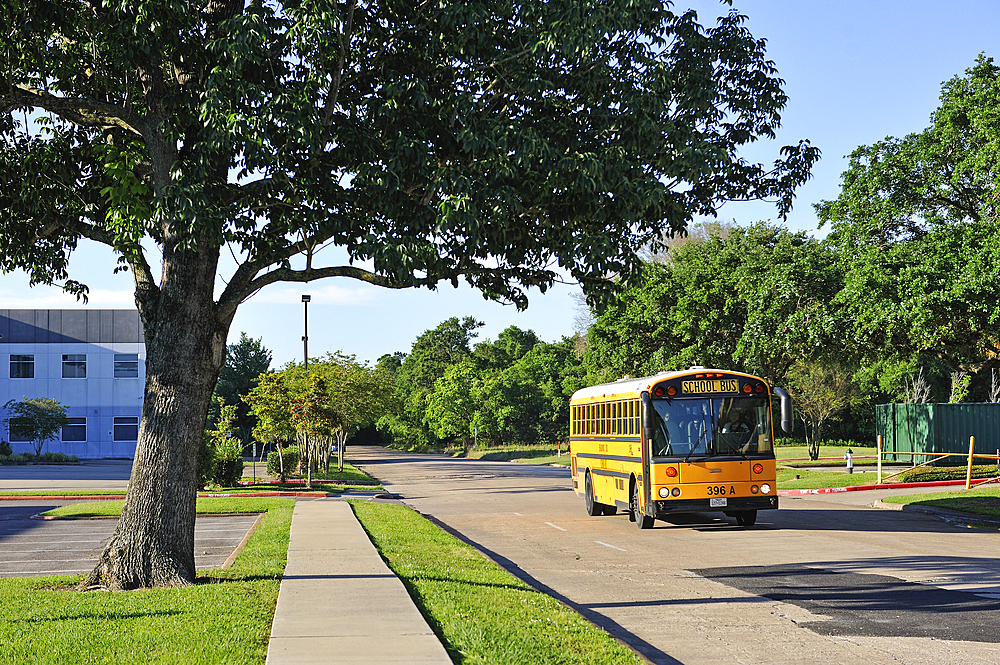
[350,446,1000,665]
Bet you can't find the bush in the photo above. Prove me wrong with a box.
[267,445,299,478]
[198,432,217,489]
[0,440,11,456]
[0,451,78,465]
[199,431,245,488]
[34,452,79,463]
[896,464,999,483]
[213,436,244,487]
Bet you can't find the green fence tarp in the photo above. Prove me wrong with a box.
[876,403,1000,466]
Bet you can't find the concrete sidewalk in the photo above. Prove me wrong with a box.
[265,499,452,665]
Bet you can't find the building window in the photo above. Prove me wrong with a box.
[62,418,87,442]
[114,354,139,378]
[113,417,139,441]
[62,354,87,378]
[8,428,30,442]
[10,354,34,379]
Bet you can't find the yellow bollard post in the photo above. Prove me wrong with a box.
[965,435,975,490]
[876,435,882,485]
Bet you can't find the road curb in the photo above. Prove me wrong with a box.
[778,476,1000,496]
[871,498,1000,526]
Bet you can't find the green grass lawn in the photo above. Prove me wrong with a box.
[775,445,878,467]
[349,499,643,665]
[777,467,881,490]
[881,485,1000,520]
[0,497,293,665]
[0,489,127,497]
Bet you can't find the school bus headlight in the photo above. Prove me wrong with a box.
[659,487,669,498]
[671,487,681,497]
[760,484,771,494]
[751,485,759,494]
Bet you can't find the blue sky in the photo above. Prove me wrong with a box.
[2,0,998,366]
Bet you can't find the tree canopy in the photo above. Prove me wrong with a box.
[585,222,843,383]
[2,397,69,456]
[0,0,816,589]
[817,55,1000,382]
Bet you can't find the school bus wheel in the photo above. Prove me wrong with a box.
[585,470,602,517]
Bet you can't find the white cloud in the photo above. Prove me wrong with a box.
[0,285,135,309]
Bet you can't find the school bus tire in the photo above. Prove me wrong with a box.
[627,476,637,522]
[584,470,603,517]
[735,510,757,527]
[632,478,654,529]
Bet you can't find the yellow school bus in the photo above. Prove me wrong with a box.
[570,367,793,528]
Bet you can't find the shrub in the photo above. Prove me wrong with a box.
[896,464,999,483]
[213,436,245,487]
[267,445,299,478]
[198,432,217,489]
[34,452,79,463]
[0,439,11,456]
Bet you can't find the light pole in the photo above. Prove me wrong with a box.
[302,294,311,488]
[301,294,310,369]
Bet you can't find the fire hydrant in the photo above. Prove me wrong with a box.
[844,448,854,474]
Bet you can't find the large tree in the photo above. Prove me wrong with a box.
[1,0,816,589]
[817,55,1000,388]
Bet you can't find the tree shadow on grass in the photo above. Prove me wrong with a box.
[7,609,184,623]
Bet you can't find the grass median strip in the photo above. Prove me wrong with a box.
[348,499,643,665]
[881,486,1000,521]
[0,497,293,665]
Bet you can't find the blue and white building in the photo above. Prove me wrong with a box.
[1,310,145,458]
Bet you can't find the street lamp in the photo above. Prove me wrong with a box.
[301,294,311,488]
[301,294,310,368]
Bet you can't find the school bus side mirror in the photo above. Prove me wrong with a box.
[772,386,793,433]
[641,391,655,439]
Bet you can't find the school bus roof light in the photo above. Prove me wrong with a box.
[742,383,752,393]
[653,386,665,397]
[666,386,677,396]
[755,383,765,393]
[665,466,677,477]
[752,463,764,474]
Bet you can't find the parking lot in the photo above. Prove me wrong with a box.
[0,501,260,577]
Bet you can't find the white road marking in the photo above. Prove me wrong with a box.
[545,522,567,531]
[595,540,627,552]
[513,512,523,516]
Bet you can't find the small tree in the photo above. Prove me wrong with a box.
[245,373,296,483]
[785,361,860,461]
[3,398,69,456]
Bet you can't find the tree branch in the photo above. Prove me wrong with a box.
[218,265,423,319]
[2,85,148,136]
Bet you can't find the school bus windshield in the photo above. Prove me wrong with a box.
[650,396,773,458]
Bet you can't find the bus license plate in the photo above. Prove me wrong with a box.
[710,498,727,507]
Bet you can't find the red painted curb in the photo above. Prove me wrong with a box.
[2,491,339,501]
[778,476,1000,495]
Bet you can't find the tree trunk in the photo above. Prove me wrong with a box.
[81,241,228,591]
